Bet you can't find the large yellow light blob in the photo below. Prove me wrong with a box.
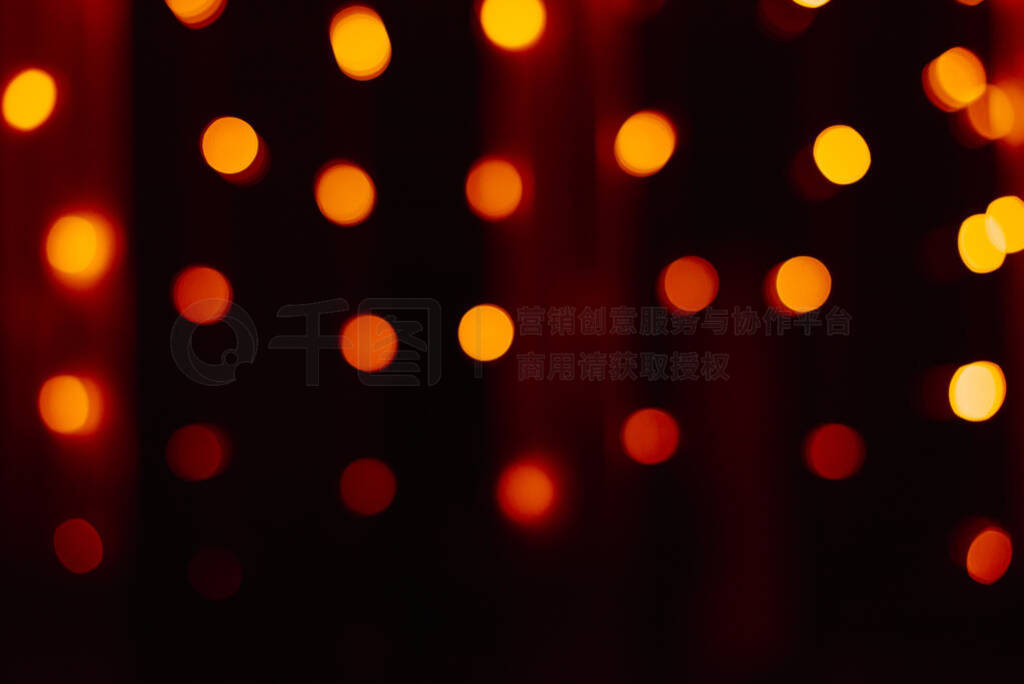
[2,68,57,132]
[458,304,514,362]
[986,196,1024,254]
[775,256,831,313]
[926,48,986,111]
[949,361,1006,422]
[314,161,376,226]
[812,125,871,185]
[201,117,259,175]
[966,85,1015,141]
[465,157,523,221]
[958,213,1005,274]
[480,0,547,52]
[330,6,392,81]
[614,110,677,177]
[165,0,227,28]
[45,214,115,288]
[38,375,102,435]
[792,0,830,7]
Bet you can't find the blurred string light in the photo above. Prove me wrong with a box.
[38,374,103,436]
[965,84,1015,141]
[45,214,115,289]
[949,361,1006,422]
[340,313,398,372]
[329,6,392,81]
[479,0,547,52]
[165,0,227,28]
[314,161,376,226]
[340,458,396,515]
[614,110,676,177]
[966,527,1012,585]
[923,47,986,112]
[986,196,1024,253]
[497,459,555,525]
[957,214,1005,274]
[53,519,103,574]
[166,424,229,482]
[465,157,523,221]
[773,256,831,313]
[657,256,719,314]
[620,408,680,465]
[803,423,865,480]
[172,265,233,324]
[1,67,56,132]
[812,125,871,185]
[188,548,242,600]
[458,304,515,362]
[201,116,263,178]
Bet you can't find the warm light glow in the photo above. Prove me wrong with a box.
[53,519,103,574]
[165,0,227,28]
[775,256,831,313]
[987,196,1024,254]
[621,408,680,465]
[949,361,1006,422]
[966,527,1012,585]
[201,116,259,176]
[614,110,677,177]
[314,161,376,226]
[45,214,115,288]
[497,461,555,525]
[957,0,984,5]
[188,548,242,600]
[340,313,398,372]
[167,424,228,481]
[465,158,523,221]
[2,68,57,131]
[330,6,392,81]
[480,0,546,52]
[458,304,515,362]
[792,0,830,7]
[340,458,397,515]
[966,85,1015,141]
[38,375,102,436]
[925,47,986,111]
[812,125,871,185]
[957,213,1005,274]
[658,256,718,314]
[803,423,865,480]
[173,265,233,324]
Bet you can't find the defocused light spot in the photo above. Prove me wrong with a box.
[165,0,227,27]
[958,213,1005,274]
[340,314,397,372]
[173,265,232,324]
[497,461,555,525]
[53,519,102,574]
[330,6,392,81]
[45,214,114,288]
[458,304,514,362]
[966,85,1015,141]
[803,423,865,480]
[314,161,376,226]
[758,0,815,40]
[957,0,985,7]
[812,125,870,185]
[201,116,259,176]
[775,256,831,313]
[621,408,680,465]
[658,256,719,314]
[949,361,1006,422]
[925,48,986,111]
[480,0,546,52]
[38,375,102,436]
[465,158,523,221]
[792,0,830,7]
[987,196,1024,254]
[966,527,1012,584]
[2,68,56,131]
[167,424,228,482]
[340,458,396,515]
[614,110,676,177]
[188,548,241,600]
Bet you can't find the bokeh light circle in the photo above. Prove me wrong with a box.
[949,361,1006,422]
[614,110,677,177]
[480,0,547,52]
[45,214,115,288]
[340,314,398,372]
[620,408,680,465]
[497,461,555,525]
[958,213,1006,274]
[53,519,103,574]
[2,68,57,132]
[926,47,986,111]
[201,116,259,176]
[38,374,102,436]
[167,424,228,481]
[775,256,831,313]
[330,6,392,81]
[812,125,871,185]
[966,527,1012,585]
[658,256,719,314]
[314,161,376,226]
[803,423,865,480]
[792,0,830,6]
[966,85,1015,141]
[986,196,1024,254]
[165,0,227,28]
[340,458,397,515]
[172,265,233,324]
[458,304,515,362]
[465,158,523,221]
